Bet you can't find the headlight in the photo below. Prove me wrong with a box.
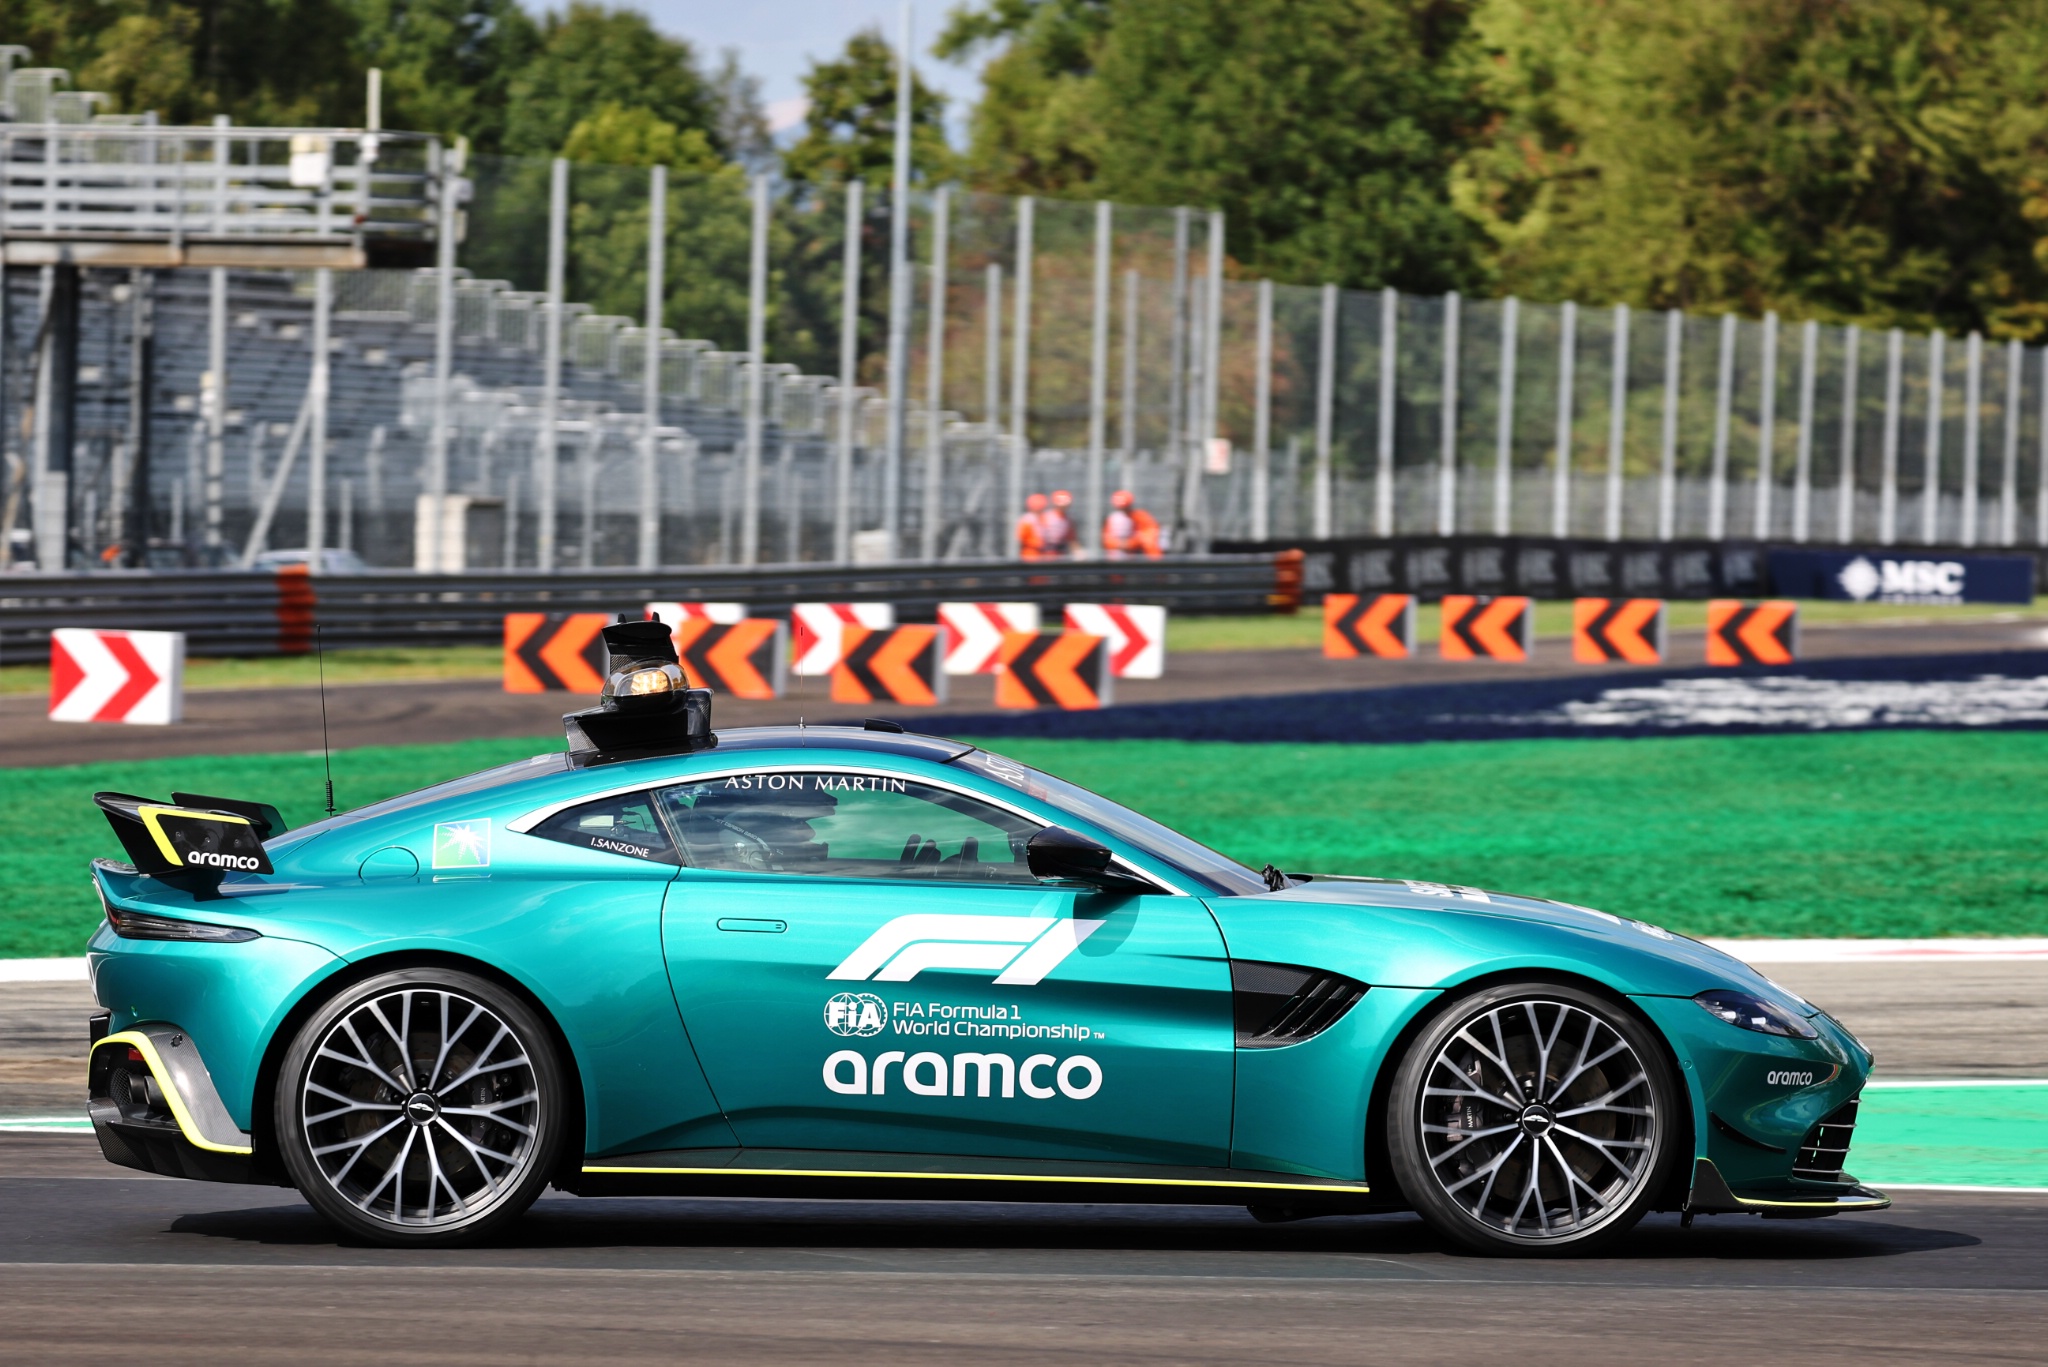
[107,906,260,943]
[1694,988,1818,1039]
[602,663,685,711]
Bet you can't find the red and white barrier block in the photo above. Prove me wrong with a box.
[938,602,1041,675]
[1063,603,1166,679]
[49,628,185,725]
[645,601,746,654]
[791,602,895,676]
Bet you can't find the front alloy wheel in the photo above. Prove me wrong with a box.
[1389,982,1679,1254]
[276,968,564,1246]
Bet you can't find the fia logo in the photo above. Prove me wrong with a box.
[824,992,887,1038]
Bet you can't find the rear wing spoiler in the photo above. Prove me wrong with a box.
[93,792,281,882]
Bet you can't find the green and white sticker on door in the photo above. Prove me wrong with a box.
[433,820,491,870]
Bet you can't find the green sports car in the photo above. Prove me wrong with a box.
[82,619,1887,1254]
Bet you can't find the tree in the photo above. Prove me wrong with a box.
[938,0,1492,294]
[1453,0,2048,338]
[781,27,953,188]
[351,0,539,151]
[501,3,722,158]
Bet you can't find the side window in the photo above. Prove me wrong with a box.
[659,771,1041,883]
[530,790,678,865]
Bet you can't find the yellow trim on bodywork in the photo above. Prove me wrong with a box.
[1730,1192,1891,1210]
[135,805,253,865]
[581,1163,1368,1194]
[92,1030,253,1155]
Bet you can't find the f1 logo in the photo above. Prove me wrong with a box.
[828,914,1104,985]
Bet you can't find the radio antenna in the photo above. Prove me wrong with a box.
[315,620,336,816]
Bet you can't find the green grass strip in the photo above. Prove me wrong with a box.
[1851,1085,2048,1188]
[6,728,2047,957]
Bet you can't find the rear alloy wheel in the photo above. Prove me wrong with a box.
[1388,981,1679,1255]
[276,968,564,1246]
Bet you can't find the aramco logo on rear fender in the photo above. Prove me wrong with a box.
[828,913,1104,985]
[824,1048,1101,1100]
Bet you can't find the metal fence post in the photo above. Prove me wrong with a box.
[882,3,914,557]
[1754,311,1778,539]
[2038,347,2048,548]
[2002,339,2023,546]
[1376,287,1396,536]
[1604,303,1628,542]
[1200,210,1224,537]
[984,260,1002,432]
[1921,330,1944,545]
[741,173,768,566]
[1314,283,1336,539]
[638,163,666,568]
[1657,308,1680,541]
[1252,277,1273,541]
[1493,295,1517,536]
[426,139,456,572]
[1552,301,1576,538]
[1085,199,1111,554]
[835,180,862,565]
[1792,319,1817,543]
[1879,328,1902,545]
[1165,208,1188,513]
[308,266,331,560]
[922,185,951,561]
[1438,290,1460,536]
[1960,330,1982,547]
[1835,326,1859,543]
[205,266,226,549]
[1120,267,1139,494]
[1006,195,1034,555]
[1709,313,1735,540]
[537,156,566,571]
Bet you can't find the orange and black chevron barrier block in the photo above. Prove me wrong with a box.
[831,625,948,706]
[1572,598,1667,664]
[1706,600,1799,666]
[675,618,786,699]
[1440,595,1534,662]
[1324,593,1416,659]
[994,630,1113,709]
[503,613,611,692]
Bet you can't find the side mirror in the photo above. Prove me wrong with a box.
[1027,826,1149,892]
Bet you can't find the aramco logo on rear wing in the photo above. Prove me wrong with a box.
[828,914,1104,986]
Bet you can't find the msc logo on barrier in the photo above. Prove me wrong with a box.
[828,913,1105,985]
[1838,556,1964,604]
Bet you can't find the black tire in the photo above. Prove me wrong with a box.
[275,967,565,1247]
[1387,980,1680,1256]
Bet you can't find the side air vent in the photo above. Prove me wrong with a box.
[1232,961,1367,1049]
[1793,1097,1860,1182]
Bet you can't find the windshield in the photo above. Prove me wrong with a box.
[950,748,1269,896]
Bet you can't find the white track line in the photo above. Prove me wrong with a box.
[1705,938,2048,963]
[0,958,88,983]
[1864,1079,2048,1089]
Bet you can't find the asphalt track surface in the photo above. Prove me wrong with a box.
[5,614,2047,766]
[3,964,2044,1363]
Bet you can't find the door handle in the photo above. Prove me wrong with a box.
[716,918,787,934]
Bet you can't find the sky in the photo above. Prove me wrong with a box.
[631,0,987,136]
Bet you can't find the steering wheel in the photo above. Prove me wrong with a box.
[708,816,780,872]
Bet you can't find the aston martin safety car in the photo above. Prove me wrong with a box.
[82,619,1886,1253]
